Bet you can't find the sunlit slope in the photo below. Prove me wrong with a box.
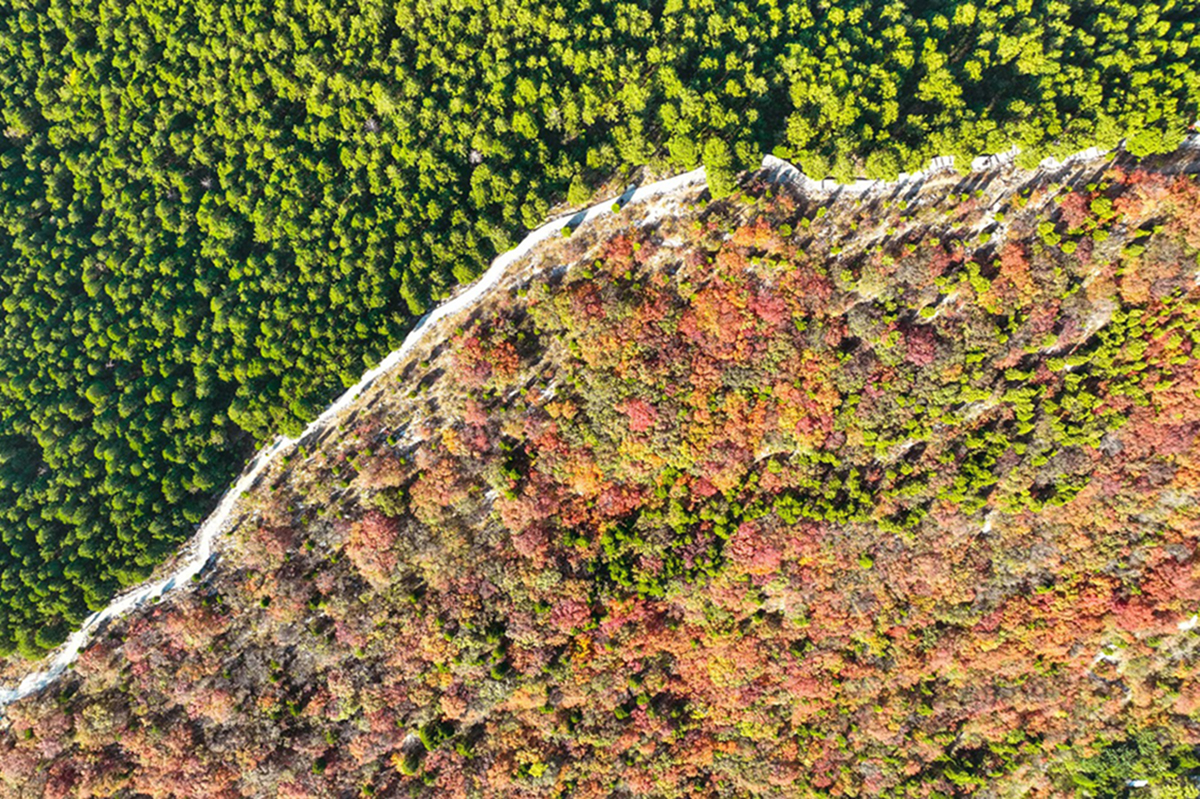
[1,0,1197,656]
[4,157,1200,796]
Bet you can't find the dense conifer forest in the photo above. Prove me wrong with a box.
[4,156,1200,796]
[0,0,1197,656]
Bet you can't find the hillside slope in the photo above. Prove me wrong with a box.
[2,0,1198,656]
[5,153,1200,797]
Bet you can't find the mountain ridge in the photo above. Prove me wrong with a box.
[4,140,1200,796]
[3,135,1198,713]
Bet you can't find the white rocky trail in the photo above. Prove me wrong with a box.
[1,134,1196,711]
[0,164,709,710]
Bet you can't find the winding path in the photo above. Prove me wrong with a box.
[1,135,1195,711]
[0,164,709,710]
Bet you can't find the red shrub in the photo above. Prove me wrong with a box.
[346,509,401,588]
